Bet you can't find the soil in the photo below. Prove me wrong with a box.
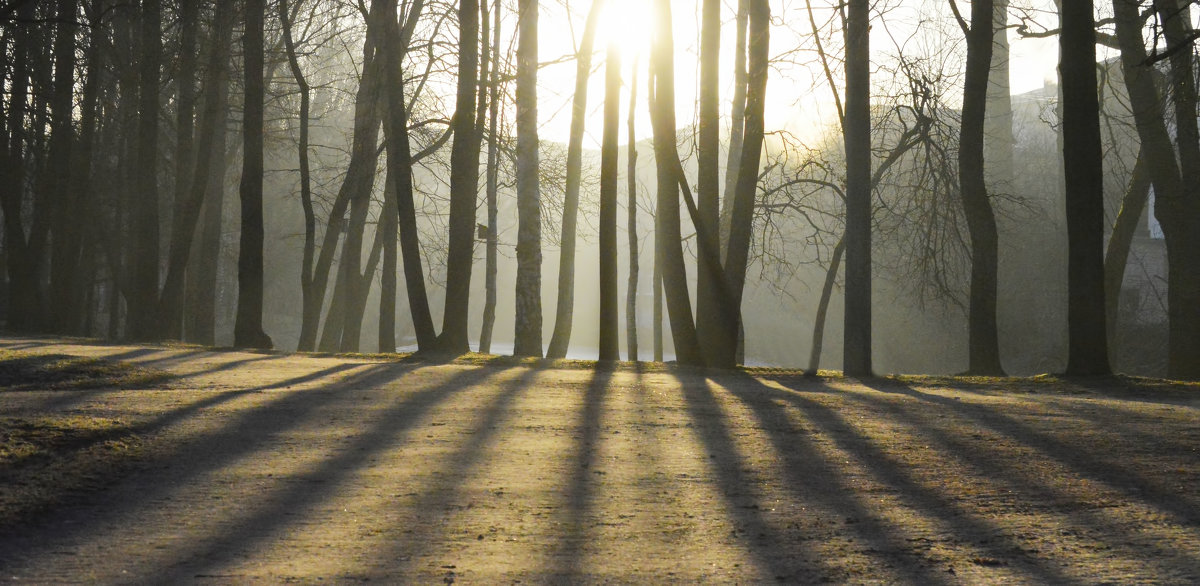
[1,337,1199,584]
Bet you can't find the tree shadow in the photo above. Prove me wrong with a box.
[0,359,500,577]
[762,374,1200,580]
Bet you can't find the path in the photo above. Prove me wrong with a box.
[1,338,1199,583]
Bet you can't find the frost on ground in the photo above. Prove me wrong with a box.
[1,338,1198,583]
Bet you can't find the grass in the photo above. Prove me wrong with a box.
[0,349,167,525]
[0,415,144,525]
[0,349,173,391]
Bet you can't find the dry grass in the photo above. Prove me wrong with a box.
[0,349,172,391]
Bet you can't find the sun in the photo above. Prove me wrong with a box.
[595,0,652,65]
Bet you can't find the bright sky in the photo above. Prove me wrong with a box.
[532,0,1063,147]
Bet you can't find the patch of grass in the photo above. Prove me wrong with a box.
[0,416,145,525]
[0,350,173,391]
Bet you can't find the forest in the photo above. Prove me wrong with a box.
[1,0,1198,378]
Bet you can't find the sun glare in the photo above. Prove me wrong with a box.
[596,0,652,64]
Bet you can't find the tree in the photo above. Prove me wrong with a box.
[513,0,543,357]
[440,0,483,354]
[694,0,723,364]
[1059,0,1110,375]
[381,0,437,351]
[157,0,227,340]
[951,0,1004,375]
[598,41,621,361]
[233,0,274,349]
[46,0,80,334]
[128,0,163,340]
[480,0,503,354]
[720,0,770,369]
[546,0,605,359]
[648,0,701,366]
[626,57,641,362]
[843,0,872,376]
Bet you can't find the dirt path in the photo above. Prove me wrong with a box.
[1,338,1199,584]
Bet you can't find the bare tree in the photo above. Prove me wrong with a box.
[1060,0,1110,374]
[233,0,274,349]
[513,0,543,357]
[598,41,621,361]
[843,0,872,376]
[547,0,605,359]
[440,0,483,353]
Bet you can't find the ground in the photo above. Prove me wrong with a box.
[1,337,1199,584]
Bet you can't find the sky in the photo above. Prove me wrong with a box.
[529,0,1063,147]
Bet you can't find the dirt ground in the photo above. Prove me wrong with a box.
[1,337,1199,584]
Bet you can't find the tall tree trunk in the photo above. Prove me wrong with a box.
[719,0,769,369]
[546,0,605,358]
[233,0,273,349]
[380,0,436,352]
[957,0,1004,375]
[598,42,621,361]
[280,0,316,351]
[1060,0,1111,375]
[512,0,543,357]
[843,0,873,376]
[653,252,663,361]
[47,0,80,334]
[694,0,723,364]
[1152,0,1200,378]
[1104,150,1150,351]
[1,0,38,331]
[297,36,385,351]
[479,0,502,354]
[807,238,845,375]
[626,57,640,362]
[158,0,229,340]
[184,85,231,346]
[128,0,163,340]
[985,0,1014,192]
[720,0,748,253]
[439,0,482,354]
[648,0,701,366]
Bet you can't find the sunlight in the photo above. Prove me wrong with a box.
[595,0,652,69]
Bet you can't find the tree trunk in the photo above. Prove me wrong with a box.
[958,0,1004,375]
[233,0,273,349]
[719,0,769,369]
[653,251,663,362]
[648,0,701,366]
[297,35,384,351]
[479,0,502,354]
[694,0,723,365]
[546,0,605,358]
[626,57,640,362]
[380,0,436,351]
[439,0,482,354]
[47,0,80,334]
[280,0,316,351]
[985,0,1014,192]
[128,0,162,341]
[598,42,621,361]
[843,0,873,376]
[1104,150,1150,351]
[1060,0,1111,375]
[1152,0,1200,378]
[513,0,543,357]
[807,238,845,375]
[158,0,230,340]
[720,0,748,254]
[1,0,39,331]
[184,46,232,346]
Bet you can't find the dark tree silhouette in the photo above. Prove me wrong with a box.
[513,0,543,357]
[598,42,621,361]
[1059,0,1110,375]
[233,0,274,349]
[843,0,872,376]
